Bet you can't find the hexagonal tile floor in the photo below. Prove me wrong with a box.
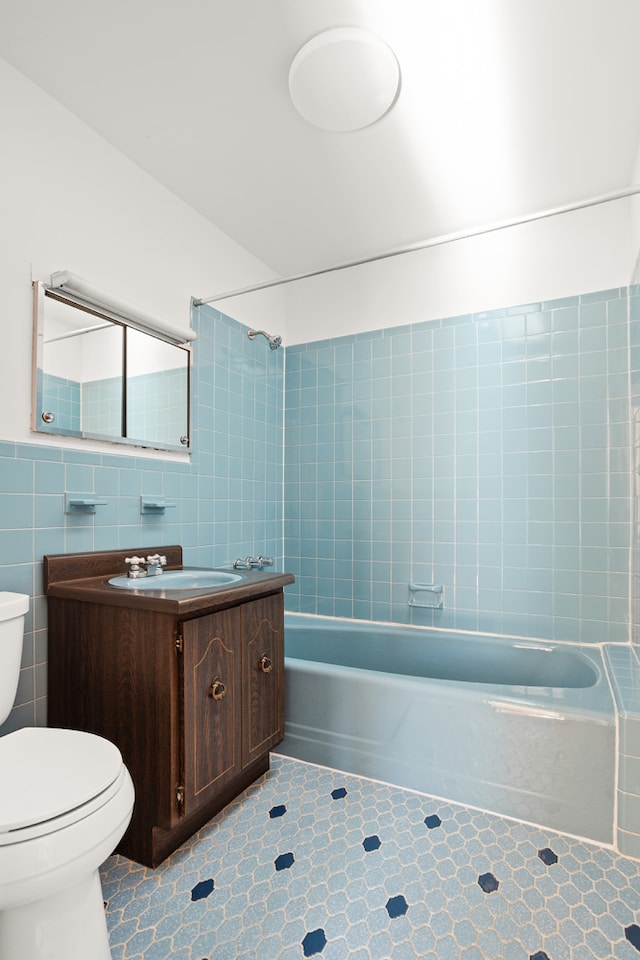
[100,754,640,959]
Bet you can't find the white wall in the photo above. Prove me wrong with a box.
[3,50,636,402]
[0,56,284,449]
[280,197,633,344]
[631,143,640,283]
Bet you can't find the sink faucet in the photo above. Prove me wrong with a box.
[146,554,167,576]
[125,556,147,579]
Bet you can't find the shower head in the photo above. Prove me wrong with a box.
[247,329,282,350]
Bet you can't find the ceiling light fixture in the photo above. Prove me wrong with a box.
[288,27,401,132]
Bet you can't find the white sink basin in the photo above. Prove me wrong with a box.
[108,569,244,591]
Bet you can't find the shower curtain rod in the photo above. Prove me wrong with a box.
[194,184,640,306]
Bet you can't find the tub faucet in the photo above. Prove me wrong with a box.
[233,556,274,570]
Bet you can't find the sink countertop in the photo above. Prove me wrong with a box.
[46,567,295,617]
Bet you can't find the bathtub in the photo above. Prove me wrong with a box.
[278,614,615,843]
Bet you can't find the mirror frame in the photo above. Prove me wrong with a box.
[31,281,191,452]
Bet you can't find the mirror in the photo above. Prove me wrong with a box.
[32,283,191,451]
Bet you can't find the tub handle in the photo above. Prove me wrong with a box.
[210,677,227,700]
[260,655,273,674]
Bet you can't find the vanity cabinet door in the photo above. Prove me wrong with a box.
[181,608,243,817]
[242,594,285,765]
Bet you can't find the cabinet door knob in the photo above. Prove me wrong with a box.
[259,655,273,674]
[210,677,227,700]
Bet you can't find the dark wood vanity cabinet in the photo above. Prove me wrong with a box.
[180,596,284,820]
[45,547,292,868]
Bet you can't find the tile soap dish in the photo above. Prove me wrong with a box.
[64,494,108,514]
[140,498,177,514]
[408,583,443,609]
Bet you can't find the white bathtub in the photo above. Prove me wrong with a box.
[278,614,616,843]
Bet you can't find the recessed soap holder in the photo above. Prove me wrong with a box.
[408,583,443,609]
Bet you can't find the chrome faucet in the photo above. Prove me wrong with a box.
[145,554,167,575]
[125,556,147,579]
[233,556,274,570]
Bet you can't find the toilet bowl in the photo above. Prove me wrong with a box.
[0,593,135,960]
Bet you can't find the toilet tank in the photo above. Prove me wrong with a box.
[0,593,30,726]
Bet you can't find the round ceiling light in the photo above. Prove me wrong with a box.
[288,27,401,132]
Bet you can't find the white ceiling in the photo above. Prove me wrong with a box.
[1,0,640,277]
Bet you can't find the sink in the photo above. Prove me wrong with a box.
[108,569,244,591]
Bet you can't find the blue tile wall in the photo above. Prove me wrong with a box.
[630,287,640,647]
[0,302,284,734]
[284,289,632,642]
[2,286,636,730]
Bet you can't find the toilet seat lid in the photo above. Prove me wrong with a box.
[0,727,124,833]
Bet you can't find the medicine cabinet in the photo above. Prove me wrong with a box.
[32,280,191,452]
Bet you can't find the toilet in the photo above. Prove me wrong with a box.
[0,592,135,960]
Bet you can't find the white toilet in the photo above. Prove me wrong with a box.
[0,592,135,960]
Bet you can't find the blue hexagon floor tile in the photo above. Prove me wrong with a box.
[101,754,640,959]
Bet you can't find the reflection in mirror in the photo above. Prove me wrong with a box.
[33,283,191,451]
[126,329,190,448]
[38,295,124,439]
